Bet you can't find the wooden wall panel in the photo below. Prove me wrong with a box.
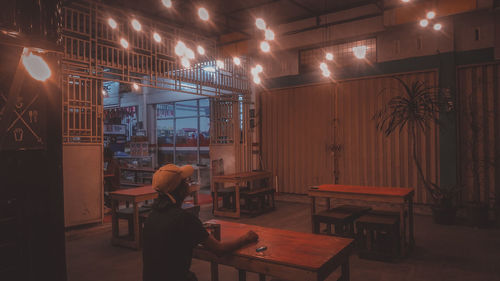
[458,63,500,207]
[260,84,334,194]
[261,71,440,204]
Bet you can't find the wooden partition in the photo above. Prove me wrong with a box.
[457,63,500,207]
[260,71,440,205]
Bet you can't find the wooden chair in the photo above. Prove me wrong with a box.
[312,205,371,237]
[211,159,237,213]
[355,210,401,261]
[116,206,152,240]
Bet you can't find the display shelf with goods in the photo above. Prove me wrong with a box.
[114,155,154,186]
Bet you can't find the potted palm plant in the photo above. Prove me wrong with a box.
[373,77,458,224]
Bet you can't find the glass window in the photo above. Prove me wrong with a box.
[158,151,174,166]
[175,118,198,147]
[200,99,210,116]
[157,119,174,146]
[175,100,198,118]
[200,116,210,147]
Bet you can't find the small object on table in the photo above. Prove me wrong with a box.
[256,246,267,252]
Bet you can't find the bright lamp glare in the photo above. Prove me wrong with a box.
[352,45,367,59]
[185,48,195,60]
[153,32,161,43]
[402,0,410,2]
[197,45,205,55]
[326,53,334,60]
[233,57,241,66]
[175,41,186,56]
[216,60,224,69]
[253,76,261,84]
[260,41,270,52]
[108,18,117,29]
[102,89,107,96]
[256,18,266,30]
[433,23,442,31]
[181,57,190,68]
[322,70,331,77]
[319,62,328,71]
[420,19,429,27]
[162,0,172,8]
[133,83,139,90]
[255,64,263,73]
[131,19,141,31]
[265,29,275,40]
[198,7,209,21]
[120,38,129,48]
[21,49,51,82]
[426,11,436,19]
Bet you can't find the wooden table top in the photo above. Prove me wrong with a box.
[200,219,353,271]
[109,184,201,198]
[213,171,272,181]
[120,167,156,172]
[309,184,414,198]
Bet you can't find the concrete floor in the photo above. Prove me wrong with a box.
[65,199,500,281]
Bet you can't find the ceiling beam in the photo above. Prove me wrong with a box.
[222,0,281,15]
[286,0,318,16]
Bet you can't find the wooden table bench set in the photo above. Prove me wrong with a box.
[108,175,415,280]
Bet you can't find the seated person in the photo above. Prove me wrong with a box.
[143,164,258,281]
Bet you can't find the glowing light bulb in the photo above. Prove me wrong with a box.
[108,18,117,29]
[181,57,190,68]
[402,0,410,2]
[153,32,161,43]
[102,89,107,96]
[319,62,328,71]
[256,18,266,30]
[260,41,270,52]
[216,60,224,69]
[131,19,141,31]
[255,64,263,73]
[197,45,205,55]
[133,83,139,90]
[175,41,186,56]
[162,0,172,8]
[326,53,334,60]
[21,48,51,82]
[352,45,367,59]
[198,7,209,21]
[120,38,129,48]
[426,11,436,19]
[185,48,195,60]
[253,75,261,84]
[251,67,258,76]
[265,29,275,40]
[322,70,331,77]
[420,19,429,27]
[233,57,241,66]
[433,23,442,31]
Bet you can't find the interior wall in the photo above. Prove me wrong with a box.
[261,71,440,205]
[457,62,500,207]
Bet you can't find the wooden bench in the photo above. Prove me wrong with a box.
[313,205,371,237]
[356,211,400,261]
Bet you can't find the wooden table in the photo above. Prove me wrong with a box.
[212,171,273,218]
[308,184,415,257]
[120,167,155,187]
[109,184,200,250]
[194,220,354,281]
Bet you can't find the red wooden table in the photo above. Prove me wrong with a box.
[308,184,415,257]
[109,184,200,250]
[194,219,354,281]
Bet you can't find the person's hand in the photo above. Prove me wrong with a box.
[243,230,259,243]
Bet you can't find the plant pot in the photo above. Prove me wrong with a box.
[431,206,457,225]
[465,203,489,228]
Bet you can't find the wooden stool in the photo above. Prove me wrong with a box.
[356,212,400,261]
[116,206,151,239]
[240,188,275,216]
[313,205,371,237]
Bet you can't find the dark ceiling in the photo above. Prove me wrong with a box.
[103,0,380,37]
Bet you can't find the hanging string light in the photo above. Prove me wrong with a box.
[216,60,224,69]
[352,45,367,59]
[255,18,266,30]
[325,53,334,61]
[198,7,209,21]
[197,45,205,55]
[108,18,117,29]
[265,29,275,41]
[153,32,162,42]
[260,41,270,52]
[233,57,241,66]
[120,38,129,48]
[175,41,187,56]
[131,19,142,31]
[162,0,172,8]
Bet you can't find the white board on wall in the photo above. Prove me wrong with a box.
[63,144,103,227]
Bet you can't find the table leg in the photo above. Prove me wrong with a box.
[311,197,316,233]
[258,273,266,281]
[111,199,119,239]
[409,196,415,250]
[210,262,219,281]
[238,269,246,281]
[400,204,406,257]
[133,202,140,250]
[235,184,241,218]
[340,258,350,281]
[326,198,331,210]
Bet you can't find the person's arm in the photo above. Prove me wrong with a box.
[201,230,258,257]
